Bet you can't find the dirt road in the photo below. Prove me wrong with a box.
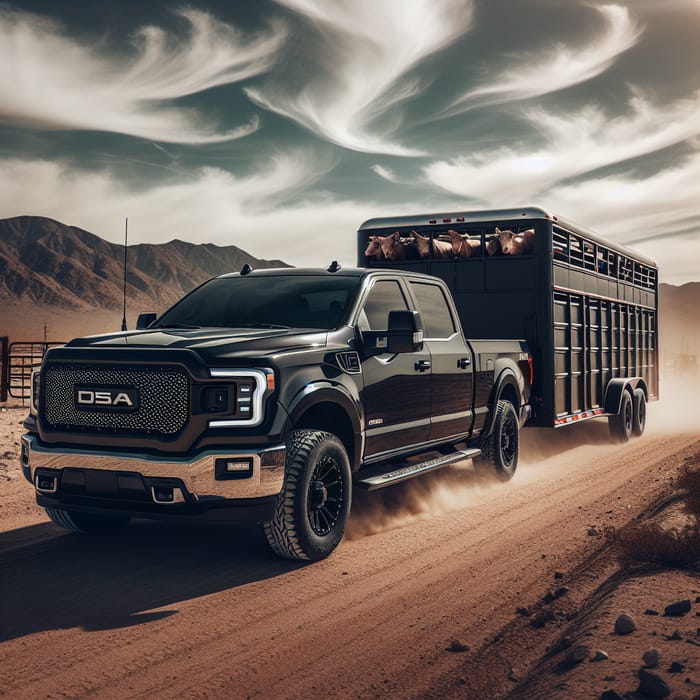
[1,394,698,699]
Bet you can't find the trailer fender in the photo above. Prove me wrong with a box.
[604,378,648,415]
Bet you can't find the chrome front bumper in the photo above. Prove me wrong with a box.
[21,434,285,502]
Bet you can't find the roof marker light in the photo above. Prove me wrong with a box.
[456,217,465,222]
[443,218,452,223]
[428,219,437,224]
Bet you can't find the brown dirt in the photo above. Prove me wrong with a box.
[1,387,699,699]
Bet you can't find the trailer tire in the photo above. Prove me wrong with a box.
[632,388,646,437]
[474,399,519,481]
[608,389,633,443]
[45,507,130,533]
[263,430,351,562]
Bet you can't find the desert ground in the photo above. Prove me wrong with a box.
[1,376,699,700]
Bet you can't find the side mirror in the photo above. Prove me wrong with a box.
[387,310,424,353]
[362,310,424,355]
[136,312,157,330]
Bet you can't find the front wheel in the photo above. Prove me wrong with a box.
[474,399,519,481]
[45,507,130,533]
[264,430,352,562]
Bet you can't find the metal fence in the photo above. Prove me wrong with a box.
[0,338,63,402]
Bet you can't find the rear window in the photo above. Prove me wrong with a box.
[409,282,456,338]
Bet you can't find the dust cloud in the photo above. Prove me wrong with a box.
[347,370,700,541]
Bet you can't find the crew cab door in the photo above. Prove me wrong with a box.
[407,280,473,442]
[358,279,431,458]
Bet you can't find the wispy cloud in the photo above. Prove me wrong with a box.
[371,164,400,183]
[0,8,285,143]
[444,4,643,116]
[424,90,700,203]
[245,0,473,155]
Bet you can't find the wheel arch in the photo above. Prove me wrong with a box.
[287,385,361,471]
[482,368,522,438]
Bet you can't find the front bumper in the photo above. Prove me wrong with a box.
[21,434,285,514]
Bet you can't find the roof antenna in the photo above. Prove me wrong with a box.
[121,217,128,331]
[240,263,253,276]
[327,260,341,273]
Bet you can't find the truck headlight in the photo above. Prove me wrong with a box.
[30,369,40,416]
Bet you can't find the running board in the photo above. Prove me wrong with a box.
[354,448,482,491]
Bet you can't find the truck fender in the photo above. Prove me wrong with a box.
[286,382,363,470]
[604,378,648,415]
[482,367,523,438]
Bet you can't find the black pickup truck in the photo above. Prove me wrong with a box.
[21,266,531,561]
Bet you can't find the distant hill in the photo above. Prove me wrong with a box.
[0,215,288,312]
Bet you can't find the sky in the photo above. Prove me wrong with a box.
[1,0,699,284]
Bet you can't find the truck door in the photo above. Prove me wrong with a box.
[359,279,431,458]
[408,280,473,442]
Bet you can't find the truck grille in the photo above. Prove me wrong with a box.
[42,364,190,437]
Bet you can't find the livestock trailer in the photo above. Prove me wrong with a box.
[357,207,658,431]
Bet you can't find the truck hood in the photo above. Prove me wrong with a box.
[64,327,329,359]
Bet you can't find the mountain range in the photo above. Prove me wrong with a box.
[0,215,287,312]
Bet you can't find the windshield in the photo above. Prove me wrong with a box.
[155,275,362,330]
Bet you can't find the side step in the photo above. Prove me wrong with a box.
[354,447,482,491]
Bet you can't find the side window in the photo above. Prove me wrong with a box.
[410,282,456,339]
[361,280,409,330]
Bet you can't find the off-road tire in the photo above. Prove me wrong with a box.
[45,507,130,533]
[263,430,351,562]
[632,388,646,437]
[608,389,633,443]
[474,399,519,481]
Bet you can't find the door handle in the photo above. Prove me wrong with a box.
[414,360,431,372]
[457,357,471,369]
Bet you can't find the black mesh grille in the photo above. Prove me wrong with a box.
[43,364,190,436]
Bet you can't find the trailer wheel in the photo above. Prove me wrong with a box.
[263,430,351,562]
[608,389,633,443]
[474,399,519,481]
[45,507,130,533]
[632,388,646,437]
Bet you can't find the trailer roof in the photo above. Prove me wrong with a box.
[358,206,657,268]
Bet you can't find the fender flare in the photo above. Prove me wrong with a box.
[604,377,648,415]
[482,368,522,438]
[286,382,363,469]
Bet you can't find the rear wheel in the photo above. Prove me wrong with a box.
[45,507,130,533]
[608,390,633,443]
[474,399,519,481]
[264,430,351,562]
[632,388,646,437]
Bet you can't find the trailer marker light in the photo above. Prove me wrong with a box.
[456,217,465,222]
[443,218,451,223]
[428,219,437,224]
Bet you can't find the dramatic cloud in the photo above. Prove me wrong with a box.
[445,4,643,115]
[246,0,473,155]
[424,90,700,203]
[0,8,286,142]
